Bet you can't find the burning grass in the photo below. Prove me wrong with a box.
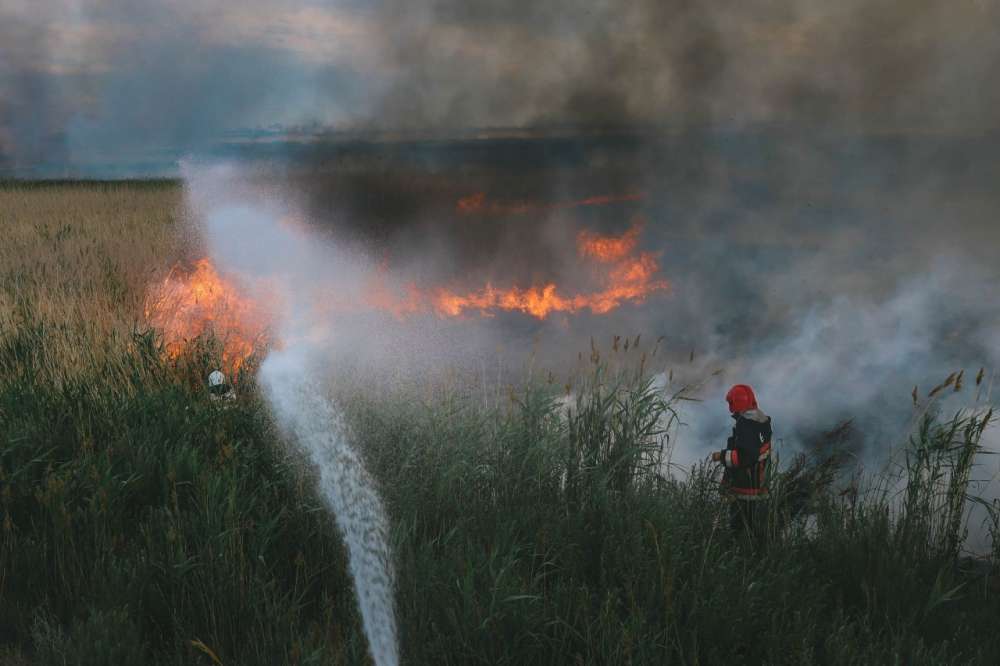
[135,220,668,375]
[429,222,668,318]
[2,182,1000,664]
[144,257,274,376]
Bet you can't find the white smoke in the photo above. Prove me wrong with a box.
[658,261,999,554]
[666,258,997,455]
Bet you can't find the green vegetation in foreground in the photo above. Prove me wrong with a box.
[1,323,999,665]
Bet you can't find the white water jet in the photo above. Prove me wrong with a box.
[260,346,399,666]
[182,163,399,665]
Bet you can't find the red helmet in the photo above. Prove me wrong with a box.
[726,384,758,413]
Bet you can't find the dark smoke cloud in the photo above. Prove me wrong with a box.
[275,0,1000,313]
[4,1,1000,173]
[248,0,1000,479]
[369,0,1000,132]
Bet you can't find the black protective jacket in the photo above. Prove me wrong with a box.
[717,409,773,498]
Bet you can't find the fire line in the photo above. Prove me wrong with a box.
[144,223,668,367]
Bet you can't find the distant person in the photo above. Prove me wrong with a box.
[208,370,236,402]
[711,384,773,543]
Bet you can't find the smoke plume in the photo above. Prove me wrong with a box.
[4,1,1000,173]
[10,1,1000,551]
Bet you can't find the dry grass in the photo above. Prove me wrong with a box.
[0,182,183,387]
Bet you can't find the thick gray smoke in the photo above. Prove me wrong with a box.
[666,258,1000,468]
[370,0,1000,132]
[270,131,1000,474]
[5,1,1000,173]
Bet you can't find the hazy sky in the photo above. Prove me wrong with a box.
[2,0,998,174]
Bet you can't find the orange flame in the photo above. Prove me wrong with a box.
[425,223,667,318]
[456,192,487,214]
[145,223,668,365]
[577,225,641,262]
[144,258,273,374]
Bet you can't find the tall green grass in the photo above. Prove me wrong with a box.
[6,317,997,664]
[0,325,369,665]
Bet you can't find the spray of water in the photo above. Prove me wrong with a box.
[184,162,400,666]
[260,347,399,666]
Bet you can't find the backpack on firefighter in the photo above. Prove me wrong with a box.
[711,384,773,541]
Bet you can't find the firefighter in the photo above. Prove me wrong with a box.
[711,384,772,543]
[208,369,236,402]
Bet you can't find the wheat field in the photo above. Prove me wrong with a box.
[0,182,183,387]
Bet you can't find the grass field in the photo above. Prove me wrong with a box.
[2,181,999,665]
